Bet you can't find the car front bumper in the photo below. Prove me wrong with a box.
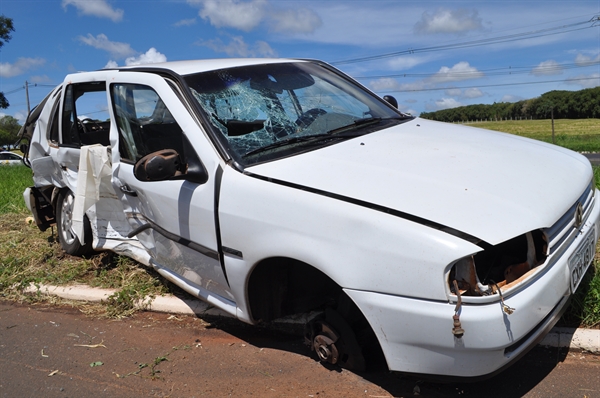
[345,190,600,378]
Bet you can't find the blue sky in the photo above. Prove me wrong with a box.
[0,0,598,122]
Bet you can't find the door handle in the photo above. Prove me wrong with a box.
[120,184,138,197]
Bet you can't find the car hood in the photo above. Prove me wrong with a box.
[248,118,593,245]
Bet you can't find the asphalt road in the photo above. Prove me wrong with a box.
[584,153,600,165]
[1,300,600,398]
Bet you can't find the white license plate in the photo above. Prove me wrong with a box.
[569,229,597,293]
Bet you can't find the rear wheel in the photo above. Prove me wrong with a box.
[56,190,93,256]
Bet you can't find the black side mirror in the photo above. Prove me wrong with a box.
[383,95,398,109]
[134,149,182,181]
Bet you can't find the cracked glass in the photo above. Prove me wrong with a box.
[184,62,406,165]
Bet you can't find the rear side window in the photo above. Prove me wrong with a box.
[111,83,184,162]
[60,83,111,147]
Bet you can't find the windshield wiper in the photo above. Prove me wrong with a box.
[242,134,345,158]
[325,116,391,135]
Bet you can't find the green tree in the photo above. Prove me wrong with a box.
[0,15,14,109]
[0,115,21,147]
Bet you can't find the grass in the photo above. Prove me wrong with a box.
[0,165,175,317]
[465,118,600,152]
[0,165,32,214]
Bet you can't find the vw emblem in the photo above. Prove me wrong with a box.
[574,203,584,229]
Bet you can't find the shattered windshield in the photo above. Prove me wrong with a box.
[184,62,407,165]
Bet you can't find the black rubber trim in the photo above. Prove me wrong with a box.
[245,171,489,248]
[127,220,219,261]
[214,165,230,285]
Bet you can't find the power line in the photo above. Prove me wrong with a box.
[382,77,600,93]
[332,15,600,66]
[353,60,600,80]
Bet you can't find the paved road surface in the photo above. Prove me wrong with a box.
[584,153,600,165]
[2,300,600,397]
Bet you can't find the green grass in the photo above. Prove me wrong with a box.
[0,165,32,214]
[465,119,600,152]
[0,165,175,317]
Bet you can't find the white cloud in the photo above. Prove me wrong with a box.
[386,56,429,71]
[62,0,123,22]
[430,62,484,83]
[575,53,600,65]
[531,60,562,76]
[444,88,462,97]
[269,7,322,34]
[414,8,483,35]
[0,57,45,78]
[368,78,403,92]
[174,18,197,27]
[14,110,28,124]
[124,48,167,66]
[463,88,483,99]
[104,60,119,69]
[434,98,463,110]
[565,73,600,89]
[197,36,276,57]
[501,95,524,103]
[189,0,321,34]
[192,0,267,31]
[78,34,136,59]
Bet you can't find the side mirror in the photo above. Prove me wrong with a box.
[383,95,398,109]
[134,149,182,181]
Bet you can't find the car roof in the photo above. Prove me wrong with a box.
[106,58,309,77]
[60,58,311,85]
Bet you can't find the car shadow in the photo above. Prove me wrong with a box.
[197,313,570,397]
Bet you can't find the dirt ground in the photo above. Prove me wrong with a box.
[2,300,600,398]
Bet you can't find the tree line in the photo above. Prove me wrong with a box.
[420,86,600,123]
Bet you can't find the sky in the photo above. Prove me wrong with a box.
[0,0,598,122]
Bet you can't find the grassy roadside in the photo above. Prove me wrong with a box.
[1,159,600,325]
[465,119,600,152]
[0,165,175,318]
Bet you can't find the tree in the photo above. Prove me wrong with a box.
[0,115,21,147]
[0,15,14,109]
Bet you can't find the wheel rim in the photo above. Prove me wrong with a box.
[60,193,77,245]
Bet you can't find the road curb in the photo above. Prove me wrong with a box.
[25,284,600,352]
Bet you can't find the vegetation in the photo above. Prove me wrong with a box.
[0,165,175,317]
[464,119,600,152]
[420,87,600,122]
[0,15,14,109]
[0,115,22,148]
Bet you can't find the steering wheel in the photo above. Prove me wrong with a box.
[78,117,102,133]
[295,108,327,129]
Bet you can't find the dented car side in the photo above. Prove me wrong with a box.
[19,58,600,379]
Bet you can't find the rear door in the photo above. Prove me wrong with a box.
[106,71,234,306]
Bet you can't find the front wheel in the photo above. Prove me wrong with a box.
[56,190,93,256]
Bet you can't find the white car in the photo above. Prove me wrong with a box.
[0,150,23,165]
[19,58,600,378]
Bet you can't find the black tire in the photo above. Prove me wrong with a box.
[56,189,93,256]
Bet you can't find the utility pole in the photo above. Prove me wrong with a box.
[25,81,30,114]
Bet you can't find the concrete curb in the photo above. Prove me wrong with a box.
[25,284,600,352]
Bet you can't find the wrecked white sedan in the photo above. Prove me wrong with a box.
[19,59,600,378]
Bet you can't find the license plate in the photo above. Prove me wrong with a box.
[569,229,597,293]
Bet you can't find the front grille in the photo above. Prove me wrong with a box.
[545,180,595,256]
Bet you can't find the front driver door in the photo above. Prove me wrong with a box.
[107,72,234,309]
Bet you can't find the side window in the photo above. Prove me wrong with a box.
[111,83,184,162]
[60,83,110,147]
[48,97,61,144]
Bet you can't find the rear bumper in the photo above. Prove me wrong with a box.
[346,191,600,378]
